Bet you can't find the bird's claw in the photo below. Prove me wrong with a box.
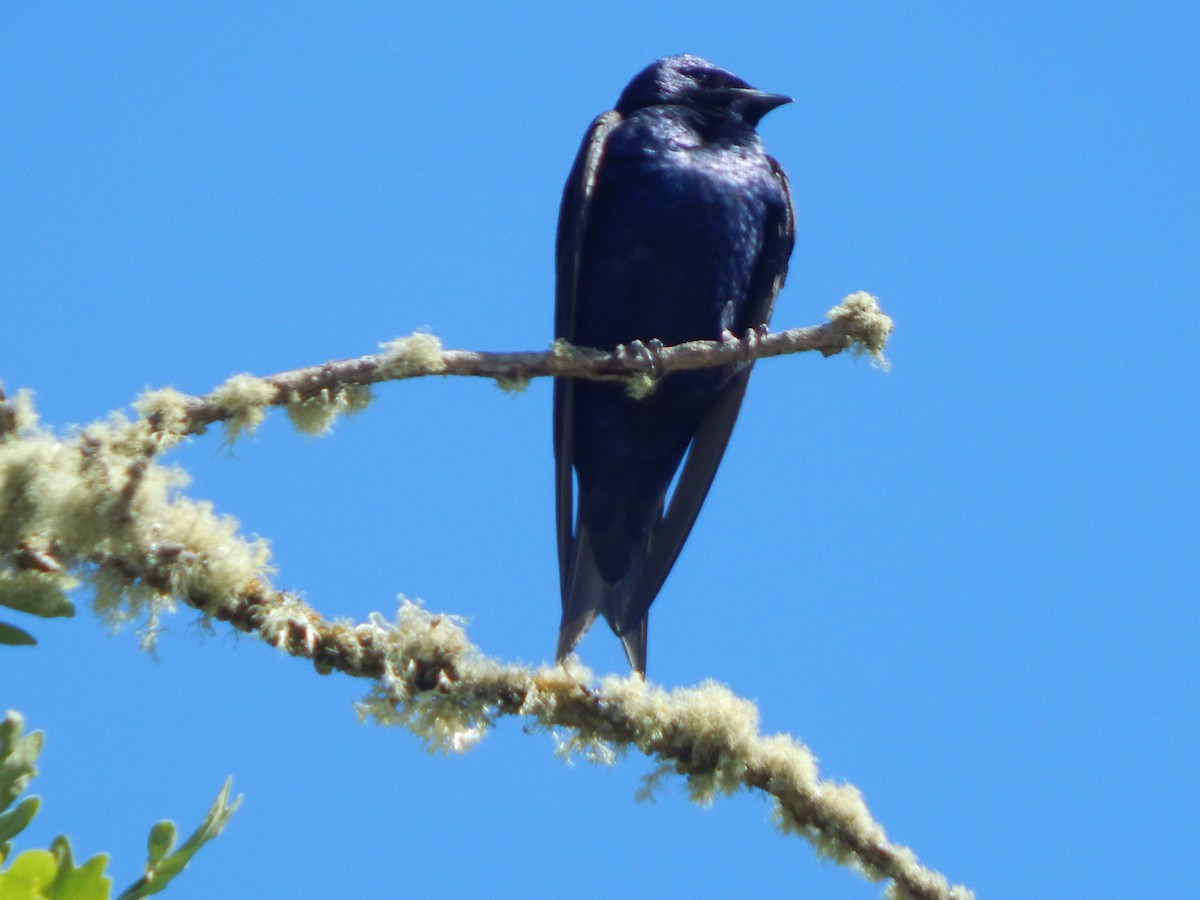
[618,338,665,378]
[722,325,768,367]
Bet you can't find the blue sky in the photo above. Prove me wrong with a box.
[2,4,1197,898]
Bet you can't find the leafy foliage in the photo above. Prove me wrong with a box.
[0,712,239,900]
[0,575,75,647]
[116,779,241,899]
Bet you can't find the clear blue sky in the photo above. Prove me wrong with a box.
[3,4,1197,898]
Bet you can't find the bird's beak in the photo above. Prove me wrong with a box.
[734,88,793,126]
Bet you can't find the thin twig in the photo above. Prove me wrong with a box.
[141,291,892,438]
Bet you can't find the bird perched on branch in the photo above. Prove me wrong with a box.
[554,55,795,675]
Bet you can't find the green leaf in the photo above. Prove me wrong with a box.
[0,590,74,620]
[49,836,113,900]
[143,823,174,867]
[0,569,76,627]
[0,848,57,897]
[0,714,229,898]
[116,778,241,899]
[0,713,42,812]
[0,797,39,845]
[0,717,110,899]
[0,623,36,646]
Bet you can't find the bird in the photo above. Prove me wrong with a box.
[554,54,795,676]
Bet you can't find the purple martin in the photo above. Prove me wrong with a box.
[554,55,795,675]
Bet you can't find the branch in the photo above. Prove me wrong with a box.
[134,291,893,442]
[0,325,972,900]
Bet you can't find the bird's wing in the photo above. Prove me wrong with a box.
[555,110,622,612]
[616,156,797,634]
[741,157,795,330]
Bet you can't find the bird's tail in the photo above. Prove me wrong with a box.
[617,617,647,677]
[557,524,650,676]
[556,525,605,664]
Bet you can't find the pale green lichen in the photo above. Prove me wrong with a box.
[826,291,893,369]
[0,387,39,439]
[555,728,618,766]
[0,394,273,649]
[285,384,372,436]
[625,372,656,399]
[541,665,626,766]
[378,332,445,379]
[133,388,195,438]
[0,423,145,559]
[209,374,277,443]
[354,601,504,754]
[152,495,270,603]
[494,374,530,394]
[618,679,761,806]
[517,662,602,763]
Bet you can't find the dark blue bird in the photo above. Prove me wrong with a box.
[554,54,795,675]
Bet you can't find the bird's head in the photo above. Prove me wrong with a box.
[615,54,791,126]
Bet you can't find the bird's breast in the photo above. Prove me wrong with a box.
[576,135,775,350]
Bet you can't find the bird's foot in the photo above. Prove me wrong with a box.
[721,325,768,367]
[618,338,665,379]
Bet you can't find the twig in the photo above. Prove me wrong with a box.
[137,291,892,439]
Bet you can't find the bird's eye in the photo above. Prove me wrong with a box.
[682,67,743,91]
[689,70,723,87]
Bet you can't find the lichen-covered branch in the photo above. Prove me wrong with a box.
[0,331,970,899]
[135,291,893,442]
